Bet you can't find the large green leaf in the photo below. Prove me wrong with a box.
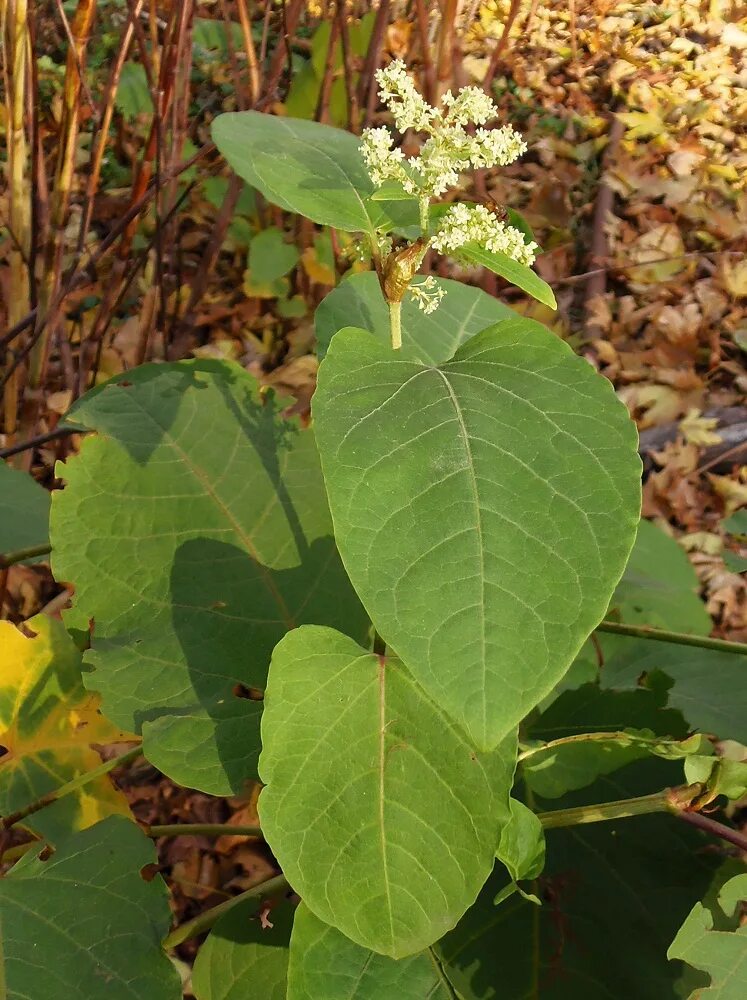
[192,897,294,1000]
[437,761,722,999]
[313,321,641,749]
[0,460,50,562]
[287,904,454,999]
[457,244,557,309]
[212,112,379,234]
[600,640,747,742]
[50,361,368,795]
[314,271,517,363]
[259,626,516,958]
[0,816,181,1000]
[668,870,747,1000]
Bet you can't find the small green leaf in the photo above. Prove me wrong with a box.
[314,271,517,363]
[0,460,50,562]
[497,799,545,883]
[669,871,747,1000]
[192,897,294,1000]
[287,904,455,999]
[684,756,747,801]
[212,112,378,234]
[193,17,244,56]
[259,626,516,958]
[0,816,181,1000]
[248,227,300,285]
[51,361,368,795]
[115,62,154,119]
[457,243,557,308]
[313,321,641,749]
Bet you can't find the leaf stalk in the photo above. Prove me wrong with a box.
[162,874,289,949]
[596,620,747,656]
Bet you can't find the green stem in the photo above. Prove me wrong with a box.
[389,299,402,350]
[147,823,262,839]
[517,730,677,763]
[0,542,52,568]
[537,788,674,829]
[1,745,141,830]
[596,620,747,656]
[162,874,289,949]
[419,195,430,232]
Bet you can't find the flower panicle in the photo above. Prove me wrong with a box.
[360,60,528,200]
[431,203,538,267]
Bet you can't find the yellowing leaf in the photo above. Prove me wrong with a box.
[617,110,667,140]
[679,409,722,447]
[0,615,136,841]
[708,473,747,516]
[720,258,747,299]
[627,224,688,287]
[301,246,335,285]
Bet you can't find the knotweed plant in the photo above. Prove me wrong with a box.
[7,59,737,1000]
[360,60,538,346]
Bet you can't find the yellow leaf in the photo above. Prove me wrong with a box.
[679,409,722,447]
[617,110,667,140]
[720,258,747,299]
[301,246,336,286]
[0,615,136,841]
[709,473,747,515]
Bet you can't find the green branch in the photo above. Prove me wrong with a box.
[162,874,289,949]
[1,746,141,830]
[596,620,747,656]
[147,823,262,839]
[537,788,675,829]
[0,542,52,569]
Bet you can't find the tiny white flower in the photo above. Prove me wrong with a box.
[408,275,447,314]
[442,86,499,127]
[375,59,434,133]
[431,203,538,266]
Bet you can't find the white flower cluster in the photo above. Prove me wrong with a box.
[359,60,528,199]
[431,203,538,266]
[408,275,447,314]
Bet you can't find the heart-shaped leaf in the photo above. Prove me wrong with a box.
[259,626,516,958]
[287,903,454,999]
[313,321,641,749]
[315,271,517,363]
[51,361,368,795]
